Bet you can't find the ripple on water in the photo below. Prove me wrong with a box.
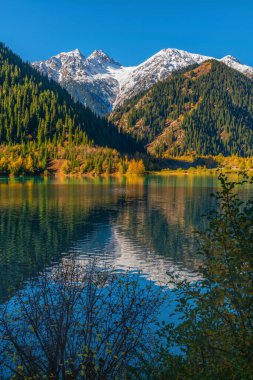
[0,175,216,301]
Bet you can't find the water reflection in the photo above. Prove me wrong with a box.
[0,175,217,302]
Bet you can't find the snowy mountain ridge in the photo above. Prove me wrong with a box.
[32,48,253,115]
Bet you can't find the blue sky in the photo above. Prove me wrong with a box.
[1,0,252,66]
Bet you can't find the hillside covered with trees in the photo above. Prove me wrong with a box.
[0,43,145,175]
[2,43,253,176]
[110,61,253,157]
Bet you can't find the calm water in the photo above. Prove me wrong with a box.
[0,174,219,303]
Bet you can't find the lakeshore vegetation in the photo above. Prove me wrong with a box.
[1,43,253,178]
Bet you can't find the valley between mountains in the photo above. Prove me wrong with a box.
[0,42,253,177]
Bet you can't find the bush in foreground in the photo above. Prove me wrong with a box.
[0,259,162,379]
[149,173,253,380]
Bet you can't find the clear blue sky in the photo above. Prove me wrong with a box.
[1,0,252,66]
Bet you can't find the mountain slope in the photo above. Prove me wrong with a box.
[32,48,253,115]
[220,55,253,78]
[110,61,253,157]
[0,43,140,153]
[33,49,134,115]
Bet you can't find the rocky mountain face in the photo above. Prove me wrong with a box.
[33,49,131,115]
[32,48,253,116]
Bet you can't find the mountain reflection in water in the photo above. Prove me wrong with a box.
[0,175,217,302]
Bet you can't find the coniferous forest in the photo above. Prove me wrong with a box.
[1,42,253,176]
[111,61,253,157]
[0,42,144,151]
[0,43,145,175]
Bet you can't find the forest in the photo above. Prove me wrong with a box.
[0,43,144,176]
[1,43,253,176]
[111,61,253,157]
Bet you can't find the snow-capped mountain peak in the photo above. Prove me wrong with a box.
[32,48,253,115]
[221,55,240,64]
[62,48,83,56]
[55,48,85,61]
[219,55,253,77]
[113,48,213,108]
[87,50,120,66]
[72,48,82,55]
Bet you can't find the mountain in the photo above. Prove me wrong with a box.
[220,55,253,78]
[33,49,134,116]
[0,43,140,153]
[110,60,253,157]
[32,48,253,115]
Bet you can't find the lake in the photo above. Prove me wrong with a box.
[0,174,219,304]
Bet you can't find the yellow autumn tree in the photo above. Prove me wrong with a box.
[0,156,8,173]
[8,156,23,176]
[126,159,145,175]
[25,155,34,174]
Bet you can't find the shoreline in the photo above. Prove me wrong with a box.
[1,167,253,180]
